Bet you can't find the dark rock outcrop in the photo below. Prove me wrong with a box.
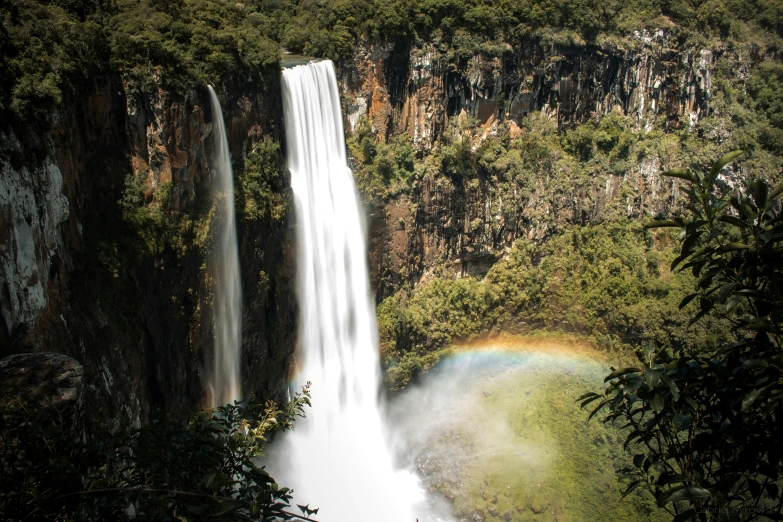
[0,352,83,413]
[340,34,716,148]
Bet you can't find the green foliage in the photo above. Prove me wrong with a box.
[583,153,783,520]
[1,0,282,125]
[347,116,416,200]
[0,385,314,521]
[119,173,173,256]
[118,171,216,260]
[509,221,729,348]
[119,173,171,255]
[384,346,453,391]
[108,0,280,95]
[268,0,783,58]
[378,219,731,389]
[238,137,289,222]
[395,276,494,350]
[747,62,783,154]
[0,0,107,121]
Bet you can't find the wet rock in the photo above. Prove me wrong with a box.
[503,511,513,521]
[488,506,499,517]
[530,504,543,515]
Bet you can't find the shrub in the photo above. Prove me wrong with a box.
[0,386,314,521]
[239,137,288,222]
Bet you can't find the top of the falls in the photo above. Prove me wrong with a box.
[280,50,323,69]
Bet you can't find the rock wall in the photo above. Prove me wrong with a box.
[340,33,716,146]
[338,36,737,299]
[0,77,295,431]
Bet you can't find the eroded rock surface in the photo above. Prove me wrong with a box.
[0,352,83,411]
[340,36,715,148]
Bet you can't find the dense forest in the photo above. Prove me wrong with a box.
[2,0,783,125]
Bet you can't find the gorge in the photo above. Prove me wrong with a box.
[1,1,782,520]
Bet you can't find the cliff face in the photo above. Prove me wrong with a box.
[337,36,746,298]
[0,77,295,431]
[340,34,717,146]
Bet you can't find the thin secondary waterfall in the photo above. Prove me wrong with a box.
[207,86,242,407]
[276,60,421,520]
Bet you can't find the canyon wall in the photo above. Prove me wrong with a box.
[0,77,296,431]
[0,33,767,427]
[341,34,718,145]
[337,36,753,299]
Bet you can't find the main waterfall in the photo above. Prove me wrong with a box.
[276,60,421,520]
[207,86,242,407]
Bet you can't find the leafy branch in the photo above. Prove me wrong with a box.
[581,152,783,521]
[2,384,316,521]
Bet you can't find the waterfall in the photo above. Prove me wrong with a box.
[275,60,421,520]
[207,86,242,407]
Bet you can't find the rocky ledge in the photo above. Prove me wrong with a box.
[0,352,83,411]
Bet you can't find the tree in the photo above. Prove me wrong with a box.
[581,151,783,520]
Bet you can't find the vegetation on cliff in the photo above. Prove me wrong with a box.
[238,137,289,223]
[370,85,783,389]
[351,57,783,208]
[379,219,733,390]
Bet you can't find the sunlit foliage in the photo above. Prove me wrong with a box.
[378,219,733,390]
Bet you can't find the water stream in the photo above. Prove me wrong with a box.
[207,86,242,407]
[273,60,422,521]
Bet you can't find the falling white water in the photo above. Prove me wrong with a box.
[275,60,422,521]
[207,86,242,407]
